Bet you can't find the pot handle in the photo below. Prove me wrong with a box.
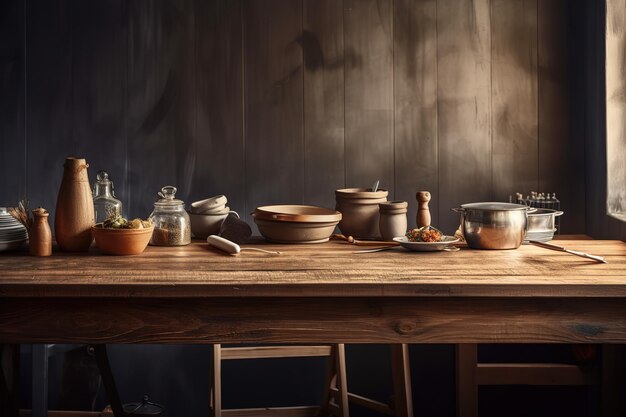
[553,210,564,217]
[526,207,538,213]
[450,207,464,213]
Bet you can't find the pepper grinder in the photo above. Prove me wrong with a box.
[415,191,431,228]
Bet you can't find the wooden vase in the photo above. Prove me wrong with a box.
[29,208,52,256]
[55,157,95,251]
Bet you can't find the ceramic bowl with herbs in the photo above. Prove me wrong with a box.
[93,215,154,255]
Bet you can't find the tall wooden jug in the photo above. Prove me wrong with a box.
[55,157,94,251]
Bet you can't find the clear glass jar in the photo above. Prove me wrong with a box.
[149,186,191,246]
[93,170,123,223]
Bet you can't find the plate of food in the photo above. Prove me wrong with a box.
[393,226,460,252]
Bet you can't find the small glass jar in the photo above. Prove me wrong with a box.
[149,186,191,246]
[93,170,123,223]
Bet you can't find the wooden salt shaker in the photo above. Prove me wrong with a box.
[415,191,431,228]
[30,207,52,256]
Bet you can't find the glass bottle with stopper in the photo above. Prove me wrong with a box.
[93,170,123,223]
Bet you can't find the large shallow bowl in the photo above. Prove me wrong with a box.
[253,218,339,244]
[92,224,154,255]
[252,205,341,244]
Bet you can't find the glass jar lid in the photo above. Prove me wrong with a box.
[154,186,185,207]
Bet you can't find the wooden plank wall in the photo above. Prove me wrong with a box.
[0,0,592,234]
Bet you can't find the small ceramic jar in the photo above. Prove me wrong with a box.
[379,201,408,241]
[335,188,388,239]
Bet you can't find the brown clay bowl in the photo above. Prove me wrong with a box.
[92,224,154,255]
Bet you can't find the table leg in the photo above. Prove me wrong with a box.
[0,344,20,417]
[456,344,478,417]
[32,344,49,417]
[601,344,626,417]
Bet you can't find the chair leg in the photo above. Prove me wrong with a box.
[334,344,349,417]
[456,344,478,417]
[211,344,222,417]
[391,344,413,417]
[319,345,338,417]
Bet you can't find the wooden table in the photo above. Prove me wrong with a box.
[1,237,625,416]
[1,238,625,345]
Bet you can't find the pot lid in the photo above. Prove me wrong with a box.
[460,202,530,211]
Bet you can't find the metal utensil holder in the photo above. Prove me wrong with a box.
[514,192,561,234]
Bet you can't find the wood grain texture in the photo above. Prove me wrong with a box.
[0,0,25,208]
[127,0,196,217]
[194,0,245,215]
[25,0,73,221]
[303,0,345,209]
[393,0,437,228]
[437,0,492,234]
[538,0,585,233]
[344,0,394,190]
[0,239,625,298]
[2,296,626,344]
[71,0,127,214]
[606,0,626,223]
[244,0,304,219]
[491,0,538,202]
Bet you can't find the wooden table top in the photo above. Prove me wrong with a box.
[1,237,625,298]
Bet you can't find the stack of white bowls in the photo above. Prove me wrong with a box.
[188,195,234,239]
[0,207,28,252]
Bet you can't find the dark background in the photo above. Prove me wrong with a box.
[1,0,625,415]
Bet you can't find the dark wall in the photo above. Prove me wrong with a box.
[1,0,615,416]
[1,0,590,235]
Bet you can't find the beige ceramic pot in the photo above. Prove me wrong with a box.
[188,210,232,239]
[55,157,95,251]
[379,201,408,241]
[335,188,388,239]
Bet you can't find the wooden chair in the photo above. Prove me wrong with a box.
[455,344,624,417]
[210,344,413,417]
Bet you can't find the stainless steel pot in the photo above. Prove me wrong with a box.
[452,202,534,250]
[525,208,564,243]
